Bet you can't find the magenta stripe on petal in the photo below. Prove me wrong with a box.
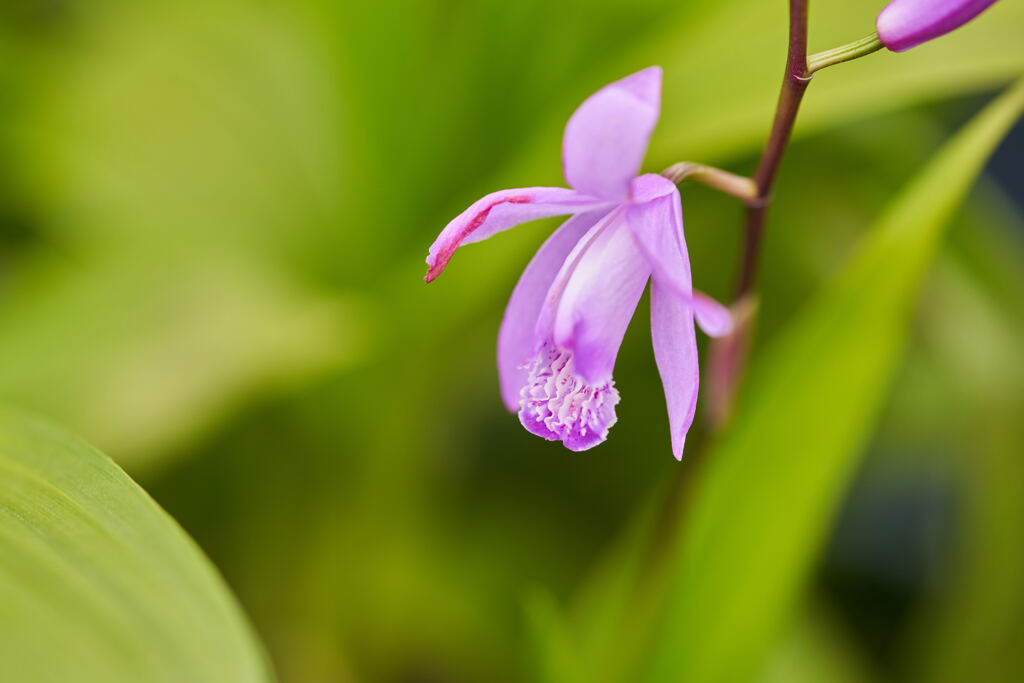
[425,187,610,281]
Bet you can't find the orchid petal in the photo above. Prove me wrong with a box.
[497,209,608,411]
[624,175,733,338]
[547,210,652,385]
[625,176,690,295]
[533,207,624,347]
[692,291,733,338]
[424,187,611,281]
[651,279,699,461]
[562,67,661,201]
[623,174,700,459]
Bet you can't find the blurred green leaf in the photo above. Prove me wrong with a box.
[525,486,670,683]
[16,2,341,262]
[642,78,1024,683]
[0,253,365,470]
[756,604,875,683]
[0,407,273,682]
[899,210,1024,683]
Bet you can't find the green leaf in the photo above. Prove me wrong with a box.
[641,79,1024,682]
[0,407,274,683]
[0,254,365,470]
[899,206,1024,683]
[758,605,875,683]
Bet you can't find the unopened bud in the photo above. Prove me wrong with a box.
[876,0,998,52]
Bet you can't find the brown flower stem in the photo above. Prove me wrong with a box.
[710,0,811,426]
[737,0,811,297]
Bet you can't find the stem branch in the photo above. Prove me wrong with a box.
[807,33,883,73]
[661,162,761,205]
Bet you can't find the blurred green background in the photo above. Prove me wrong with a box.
[1,0,1022,681]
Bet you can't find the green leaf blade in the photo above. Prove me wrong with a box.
[644,78,1024,683]
[0,408,273,683]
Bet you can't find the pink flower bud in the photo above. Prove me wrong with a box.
[876,0,998,52]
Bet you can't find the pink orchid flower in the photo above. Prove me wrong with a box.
[425,67,731,459]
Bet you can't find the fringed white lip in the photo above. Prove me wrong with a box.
[518,343,619,452]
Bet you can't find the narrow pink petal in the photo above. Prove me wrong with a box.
[623,174,700,459]
[626,174,695,299]
[651,280,699,461]
[625,174,734,339]
[424,187,611,281]
[692,291,733,338]
[497,210,608,411]
[549,211,652,385]
[562,67,662,201]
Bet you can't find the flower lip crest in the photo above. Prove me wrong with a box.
[518,343,620,451]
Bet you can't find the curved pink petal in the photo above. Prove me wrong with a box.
[629,172,677,204]
[562,67,662,202]
[424,187,611,281]
[692,291,733,338]
[548,210,652,385]
[624,175,733,339]
[533,206,626,348]
[625,177,690,290]
[651,279,699,460]
[623,174,700,459]
[497,209,609,411]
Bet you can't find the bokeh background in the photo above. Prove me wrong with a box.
[1,0,1022,681]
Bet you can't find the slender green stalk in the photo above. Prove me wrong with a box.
[661,162,761,205]
[807,33,883,73]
